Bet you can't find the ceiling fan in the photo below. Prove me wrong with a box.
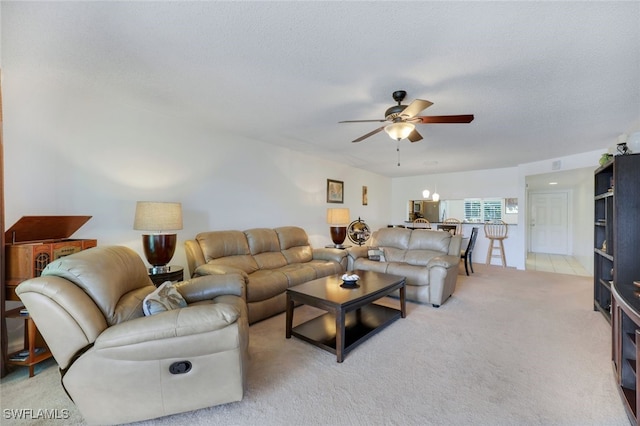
[339,90,474,143]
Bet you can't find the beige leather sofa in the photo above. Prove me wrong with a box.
[347,228,462,307]
[16,246,249,425]
[185,226,347,324]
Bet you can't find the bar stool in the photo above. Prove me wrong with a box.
[412,218,430,229]
[443,218,462,236]
[484,220,508,267]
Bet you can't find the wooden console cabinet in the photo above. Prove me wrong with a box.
[2,215,96,376]
[5,216,97,301]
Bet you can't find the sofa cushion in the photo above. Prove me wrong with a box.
[246,270,288,303]
[371,227,412,249]
[353,258,389,274]
[404,250,445,266]
[282,245,313,264]
[275,226,309,249]
[208,256,259,274]
[306,259,345,277]
[274,226,313,264]
[245,228,288,269]
[381,247,406,263]
[278,263,317,286]
[196,230,251,262]
[408,230,452,252]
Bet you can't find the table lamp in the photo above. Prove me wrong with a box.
[326,208,350,248]
[134,201,183,273]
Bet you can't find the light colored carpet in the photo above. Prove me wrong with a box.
[1,265,629,425]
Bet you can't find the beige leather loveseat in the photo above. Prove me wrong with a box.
[347,227,462,307]
[185,226,347,324]
[16,246,248,425]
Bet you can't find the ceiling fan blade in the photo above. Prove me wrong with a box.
[399,99,433,119]
[339,119,386,123]
[408,129,423,143]
[352,126,385,143]
[414,114,474,124]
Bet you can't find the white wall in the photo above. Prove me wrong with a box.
[3,78,392,273]
[572,175,595,271]
[391,167,523,269]
[3,78,392,351]
[519,151,603,272]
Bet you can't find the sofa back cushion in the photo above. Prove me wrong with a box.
[275,226,313,264]
[196,230,258,274]
[245,228,287,269]
[371,227,412,250]
[408,230,452,252]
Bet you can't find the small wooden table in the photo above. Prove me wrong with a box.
[148,266,184,287]
[5,307,52,377]
[286,270,406,362]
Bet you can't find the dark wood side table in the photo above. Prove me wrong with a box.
[324,244,352,249]
[148,266,184,287]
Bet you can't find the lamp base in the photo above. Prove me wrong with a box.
[329,226,347,247]
[142,234,177,269]
[149,265,172,274]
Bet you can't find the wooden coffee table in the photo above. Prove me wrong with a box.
[285,270,406,362]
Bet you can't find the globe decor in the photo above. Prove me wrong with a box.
[347,218,371,246]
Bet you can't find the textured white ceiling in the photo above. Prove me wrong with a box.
[4,1,640,177]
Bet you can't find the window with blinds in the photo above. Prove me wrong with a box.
[464,200,482,222]
[464,199,503,222]
[483,200,503,221]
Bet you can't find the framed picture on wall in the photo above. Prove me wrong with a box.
[362,186,368,205]
[505,198,518,214]
[327,179,344,203]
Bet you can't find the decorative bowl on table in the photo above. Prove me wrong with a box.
[341,273,360,288]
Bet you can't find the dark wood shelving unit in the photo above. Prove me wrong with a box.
[594,159,615,321]
[600,153,640,425]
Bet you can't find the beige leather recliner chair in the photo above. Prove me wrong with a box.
[15,246,249,425]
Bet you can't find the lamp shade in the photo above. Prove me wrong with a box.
[326,208,350,226]
[134,202,183,232]
[384,122,415,141]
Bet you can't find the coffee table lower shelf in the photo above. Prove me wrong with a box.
[290,303,401,359]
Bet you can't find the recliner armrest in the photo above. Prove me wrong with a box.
[194,263,249,279]
[312,247,348,263]
[175,274,246,302]
[95,304,240,349]
[346,246,369,261]
[426,254,461,269]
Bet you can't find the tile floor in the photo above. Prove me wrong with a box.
[526,252,591,276]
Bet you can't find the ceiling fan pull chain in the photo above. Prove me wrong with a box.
[397,142,401,166]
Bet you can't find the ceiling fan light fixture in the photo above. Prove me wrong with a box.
[385,122,415,141]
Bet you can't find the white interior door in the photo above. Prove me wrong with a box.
[529,192,569,254]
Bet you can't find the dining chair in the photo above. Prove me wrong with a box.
[461,227,479,275]
[443,218,462,236]
[412,218,430,229]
